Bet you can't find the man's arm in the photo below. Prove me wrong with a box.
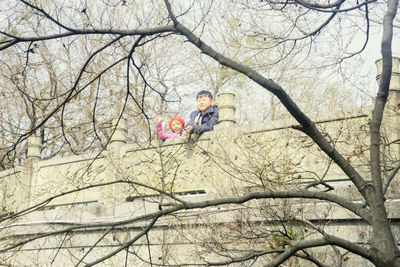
[184,111,196,130]
[193,108,219,134]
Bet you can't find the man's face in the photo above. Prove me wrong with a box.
[171,120,183,133]
[197,95,212,113]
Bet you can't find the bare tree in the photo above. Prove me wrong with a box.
[0,0,399,266]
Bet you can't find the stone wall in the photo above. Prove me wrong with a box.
[1,58,400,266]
[0,105,375,212]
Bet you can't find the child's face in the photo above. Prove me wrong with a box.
[171,120,183,133]
[197,95,212,113]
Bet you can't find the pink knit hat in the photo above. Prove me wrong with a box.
[169,116,185,130]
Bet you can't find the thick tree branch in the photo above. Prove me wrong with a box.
[0,188,372,254]
[263,234,381,267]
[370,0,397,189]
[0,26,175,52]
[383,162,400,196]
[294,0,376,13]
[367,0,399,256]
[370,0,396,204]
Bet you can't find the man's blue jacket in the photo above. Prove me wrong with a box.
[186,106,219,135]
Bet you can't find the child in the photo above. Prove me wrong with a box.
[181,90,219,142]
[156,115,185,141]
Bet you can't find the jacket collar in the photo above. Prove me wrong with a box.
[199,105,217,115]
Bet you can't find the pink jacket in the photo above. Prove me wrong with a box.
[157,122,181,141]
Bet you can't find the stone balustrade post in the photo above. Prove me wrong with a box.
[26,135,41,160]
[103,118,127,207]
[20,135,41,209]
[109,118,127,158]
[217,92,236,126]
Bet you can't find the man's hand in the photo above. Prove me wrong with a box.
[181,126,193,142]
[185,126,193,133]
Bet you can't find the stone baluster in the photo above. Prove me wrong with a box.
[20,135,41,209]
[217,92,236,126]
[109,118,127,158]
[103,118,127,207]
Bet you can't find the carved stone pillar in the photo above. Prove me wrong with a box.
[217,92,236,126]
[103,118,127,207]
[20,135,41,209]
[109,118,127,158]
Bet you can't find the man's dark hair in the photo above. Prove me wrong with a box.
[196,90,213,100]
